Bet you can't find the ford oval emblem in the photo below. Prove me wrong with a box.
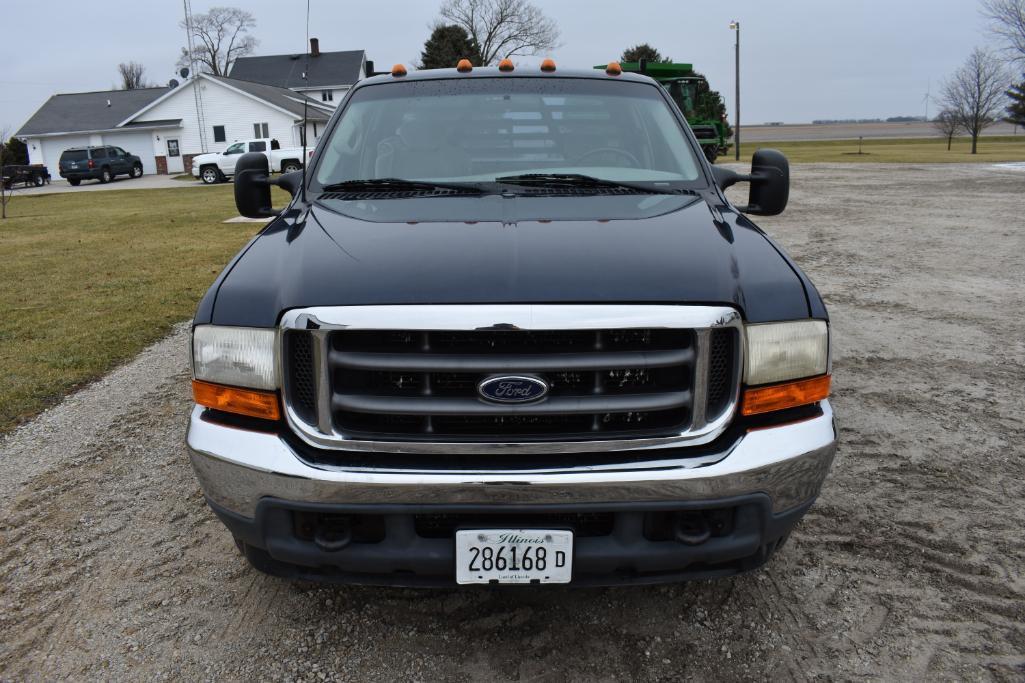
[478,375,549,404]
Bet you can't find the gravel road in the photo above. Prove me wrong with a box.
[2,163,1024,681]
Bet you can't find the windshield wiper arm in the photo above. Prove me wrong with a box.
[320,178,485,194]
[493,173,689,194]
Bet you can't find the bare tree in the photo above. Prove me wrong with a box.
[1,127,13,219]
[939,48,1009,154]
[933,109,962,151]
[118,61,149,90]
[982,0,1025,64]
[177,6,258,76]
[439,0,559,65]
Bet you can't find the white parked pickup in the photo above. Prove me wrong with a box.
[191,138,305,184]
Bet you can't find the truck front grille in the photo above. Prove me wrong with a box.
[324,328,695,439]
[281,306,741,451]
[691,126,719,140]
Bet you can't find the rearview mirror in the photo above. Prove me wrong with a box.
[710,148,790,216]
[234,152,303,218]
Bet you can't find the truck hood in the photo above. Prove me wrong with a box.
[191,152,220,166]
[205,193,812,327]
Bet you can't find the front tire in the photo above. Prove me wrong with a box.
[200,166,221,184]
[703,146,718,164]
[99,167,112,184]
[131,163,143,178]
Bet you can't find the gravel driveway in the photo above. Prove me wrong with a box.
[1,163,1024,681]
[9,173,206,196]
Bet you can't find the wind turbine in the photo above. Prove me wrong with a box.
[923,80,931,122]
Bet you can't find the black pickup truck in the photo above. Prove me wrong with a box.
[187,63,836,586]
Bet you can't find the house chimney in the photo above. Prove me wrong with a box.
[310,37,320,57]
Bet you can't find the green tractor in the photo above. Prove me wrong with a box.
[595,61,730,163]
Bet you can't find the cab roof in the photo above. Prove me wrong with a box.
[358,66,659,88]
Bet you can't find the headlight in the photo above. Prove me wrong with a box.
[744,320,828,386]
[192,325,277,390]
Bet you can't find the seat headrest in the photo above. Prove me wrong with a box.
[397,119,444,151]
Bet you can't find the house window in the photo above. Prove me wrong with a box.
[253,122,269,138]
[321,90,333,102]
[212,125,226,143]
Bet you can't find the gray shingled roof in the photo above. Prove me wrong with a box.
[204,75,331,122]
[229,49,364,89]
[16,87,170,136]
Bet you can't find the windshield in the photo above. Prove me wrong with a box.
[313,77,703,190]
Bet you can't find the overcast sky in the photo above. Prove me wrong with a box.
[0,0,1000,134]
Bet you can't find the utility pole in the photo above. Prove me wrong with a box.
[730,20,740,161]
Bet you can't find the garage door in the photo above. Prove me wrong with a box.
[40,136,91,174]
[104,132,157,176]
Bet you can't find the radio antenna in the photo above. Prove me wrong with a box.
[301,0,310,203]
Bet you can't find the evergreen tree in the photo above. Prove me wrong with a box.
[620,44,672,63]
[419,24,481,69]
[0,137,28,167]
[1006,76,1025,126]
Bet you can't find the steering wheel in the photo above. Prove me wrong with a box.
[574,147,641,167]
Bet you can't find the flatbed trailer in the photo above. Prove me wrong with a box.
[1,164,51,189]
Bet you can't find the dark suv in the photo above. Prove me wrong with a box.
[58,146,143,186]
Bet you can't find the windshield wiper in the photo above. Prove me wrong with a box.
[320,178,485,194]
[493,173,690,195]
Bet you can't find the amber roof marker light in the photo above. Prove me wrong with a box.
[457,59,473,72]
[606,61,623,76]
[391,63,407,77]
[540,58,556,72]
[498,58,514,72]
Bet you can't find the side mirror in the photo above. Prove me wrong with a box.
[234,153,275,218]
[234,152,302,218]
[710,148,790,216]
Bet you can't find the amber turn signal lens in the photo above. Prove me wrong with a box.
[741,375,831,416]
[457,59,473,72]
[498,58,514,72]
[391,63,407,77]
[540,58,556,72]
[192,380,281,421]
[606,61,622,75]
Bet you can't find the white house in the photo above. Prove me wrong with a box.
[228,40,366,107]
[17,74,334,175]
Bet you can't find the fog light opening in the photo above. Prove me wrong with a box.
[314,517,353,552]
[674,511,711,545]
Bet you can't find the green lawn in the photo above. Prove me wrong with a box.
[739,135,1025,164]
[0,185,287,432]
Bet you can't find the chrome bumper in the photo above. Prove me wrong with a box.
[188,402,837,519]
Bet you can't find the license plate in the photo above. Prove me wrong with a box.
[455,529,573,584]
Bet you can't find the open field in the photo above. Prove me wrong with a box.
[1,163,1023,680]
[744,120,1020,142]
[739,135,1025,164]
[0,185,286,431]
